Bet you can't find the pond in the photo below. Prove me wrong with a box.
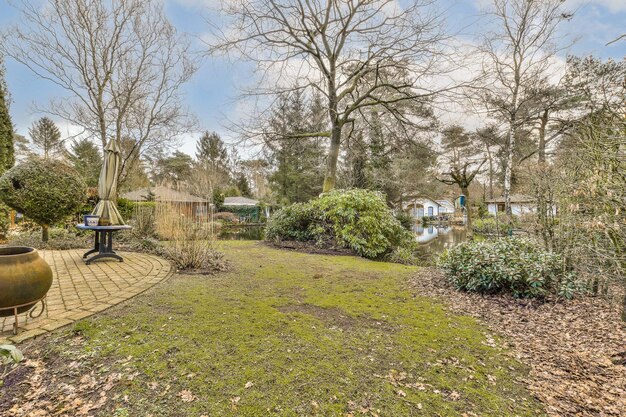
[413,224,469,258]
[218,223,470,260]
[219,224,265,241]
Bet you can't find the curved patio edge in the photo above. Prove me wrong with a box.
[0,250,173,344]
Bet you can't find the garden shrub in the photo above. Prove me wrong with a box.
[265,202,316,242]
[266,189,415,260]
[438,237,580,299]
[8,227,91,250]
[163,218,226,273]
[0,159,87,241]
[214,211,239,223]
[116,198,135,221]
[395,211,414,231]
[472,215,518,235]
[0,202,9,241]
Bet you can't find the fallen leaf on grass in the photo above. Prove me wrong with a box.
[178,390,196,403]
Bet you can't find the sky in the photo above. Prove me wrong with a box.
[0,0,624,158]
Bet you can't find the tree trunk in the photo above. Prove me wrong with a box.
[323,121,341,193]
[486,146,494,200]
[41,224,49,242]
[537,113,548,164]
[504,122,515,216]
[462,186,473,238]
[504,79,520,216]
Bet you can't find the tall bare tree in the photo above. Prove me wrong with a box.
[478,0,571,214]
[208,0,453,192]
[1,0,197,187]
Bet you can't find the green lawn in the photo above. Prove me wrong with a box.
[42,241,542,416]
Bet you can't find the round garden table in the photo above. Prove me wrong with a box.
[76,224,132,264]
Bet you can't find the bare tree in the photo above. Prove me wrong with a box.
[208,0,454,192]
[478,0,571,214]
[1,0,197,187]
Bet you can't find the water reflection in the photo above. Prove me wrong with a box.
[219,225,265,240]
[413,224,468,257]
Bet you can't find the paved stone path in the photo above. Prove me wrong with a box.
[0,249,172,344]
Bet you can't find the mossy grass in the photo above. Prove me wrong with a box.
[47,241,543,416]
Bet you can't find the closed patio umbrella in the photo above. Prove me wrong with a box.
[92,138,125,225]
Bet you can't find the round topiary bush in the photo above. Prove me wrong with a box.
[0,159,87,241]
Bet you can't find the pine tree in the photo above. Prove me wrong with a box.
[196,131,229,168]
[0,61,14,174]
[0,59,15,238]
[189,132,232,198]
[68,138,102,187]
[28,117,64,159]
[235,172,252,197]
[265,90,326,204]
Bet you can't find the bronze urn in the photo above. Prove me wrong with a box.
[0,247,53,317]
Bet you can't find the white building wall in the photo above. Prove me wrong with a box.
[487,203,545,216]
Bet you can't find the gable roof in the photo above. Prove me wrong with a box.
[223,196,259,206]
[121,186,210,203]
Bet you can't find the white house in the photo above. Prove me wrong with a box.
[486,194,538,216]
[403,197,440,219]
[436,200,455,216]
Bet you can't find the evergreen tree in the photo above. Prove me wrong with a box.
[68,138,102,187]
[0,59,14,174]
[196,131,229,170]
[264,90,326,204]
[119,136,150,192]
[151,150,194,186]
[188,132,232,198]
[13,133,32,161]
[0,58,15,239]
[235,172,252,198]
[28,117,64,159]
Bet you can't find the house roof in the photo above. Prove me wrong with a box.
[436,199,454,207]
[485,194,535,204]
[223,196,259,206]
[121,186,210,203]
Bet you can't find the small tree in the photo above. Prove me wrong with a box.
[28,117,64,159]
[0,159,86,241]
[437,126,486,234]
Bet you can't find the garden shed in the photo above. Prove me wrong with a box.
[122,186,211,220]
[223,196,262,222]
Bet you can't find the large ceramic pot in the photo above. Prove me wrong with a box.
[0,247,53,317]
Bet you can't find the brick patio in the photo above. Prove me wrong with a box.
[0,249,172,344]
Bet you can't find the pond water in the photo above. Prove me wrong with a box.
[219,224,266,241]
[413,224,469,258]
[219,223,469,257]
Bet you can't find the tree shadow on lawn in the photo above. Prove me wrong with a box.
[1,241,545,417]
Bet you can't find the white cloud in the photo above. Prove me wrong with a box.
[566,0,626,13]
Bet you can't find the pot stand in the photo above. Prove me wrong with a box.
[0,297,46,335]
